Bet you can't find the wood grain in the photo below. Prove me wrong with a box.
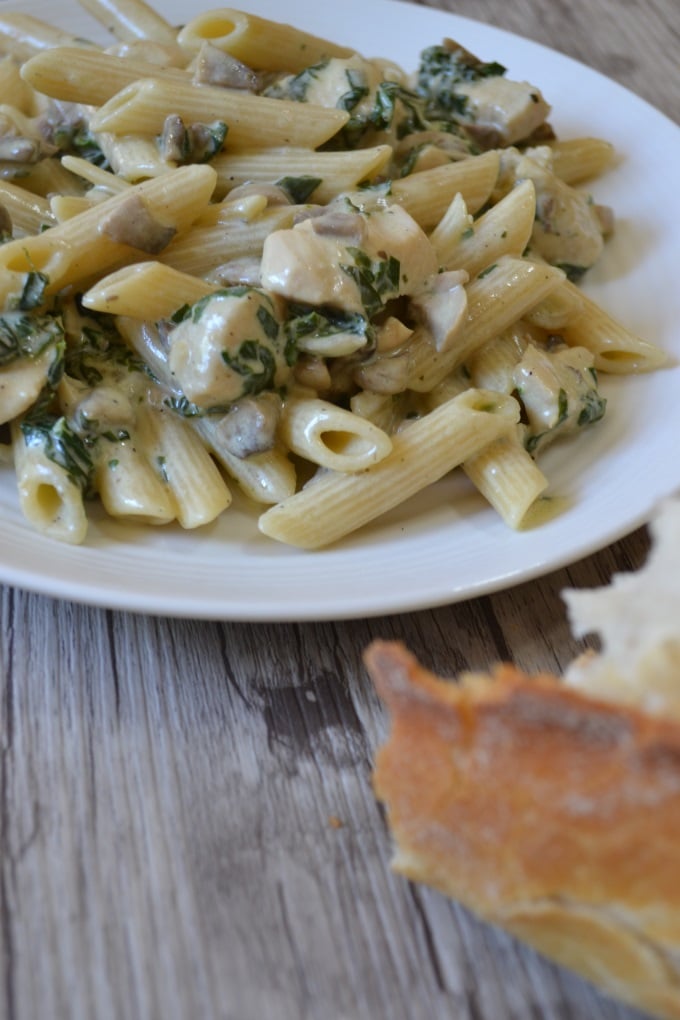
[0,1,676,1018]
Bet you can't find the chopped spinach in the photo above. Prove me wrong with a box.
[0,311,64,366]
[20,410,95,495]
[340,247,401,319]
[275,175,322,204]
[222,339,277,396]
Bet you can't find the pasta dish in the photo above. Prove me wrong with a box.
[0,0,667,548]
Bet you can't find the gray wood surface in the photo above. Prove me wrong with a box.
[0,0,678,1018]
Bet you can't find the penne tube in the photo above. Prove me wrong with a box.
[212,144,393,203]
[90,77,350,151]
[524,280,585,330]
[136,405,232,528]
[14,157,85,199]
[94,438,176,524]
[466,329,527,394]
[0,55,34,112]
[0,179,54,235]
[177,8,354,71]
[97,132,174,181]
[159,206,296,276]
[428,192,471,264]
[50,195,102,222]
[434,179,536,277]
[406,257,566,392]
[196,424,297,504]
[463,432,549,529]
[0,12,96,62]
[279,396,393,472]
[0,163,217,305]
[77,0,179,46]
[20,47,189,106]
[11,419,88,544]
[561,283,668,373]
[61,155,131,195]
[83,262,215,319]
[548,137,617,184]
[259,388,520,548]
[0,350,58,425]
[389,151,501,229]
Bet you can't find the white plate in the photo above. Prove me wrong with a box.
[1,0,679,620]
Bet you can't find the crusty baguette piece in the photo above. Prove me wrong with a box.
[366,642,680,1020]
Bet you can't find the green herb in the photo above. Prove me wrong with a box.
[338,68,370,113]
[188,121,228,163]
[477,263,498,278]
[65,318,144,385]
[265,60,330,102]
[285,304,371,348]
[52,125,109,168]
[0,311,64,366]
[222,339,277,396]
[20,411,95,495]
[416,45,505,117]
[275,175,322,204]
[340,247,400,319]
[19,271,49,311]
[556,263,588,283]
[577,388,607,427]
[257,304,280,342]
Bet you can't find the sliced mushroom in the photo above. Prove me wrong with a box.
[193,42,259,91]
[98,193,177,254]
[211,392,282,458]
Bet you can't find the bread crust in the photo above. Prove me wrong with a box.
[366,639,680,1019]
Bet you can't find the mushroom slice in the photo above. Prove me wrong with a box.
[98,193,176,254]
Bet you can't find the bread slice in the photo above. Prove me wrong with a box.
[365,496,680,1020]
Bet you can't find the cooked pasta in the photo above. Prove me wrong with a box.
[0,0,666,549]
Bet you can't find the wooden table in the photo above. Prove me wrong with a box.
[0,1,677,1018]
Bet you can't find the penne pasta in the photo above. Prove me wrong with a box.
[177,8,354,71]
[406,257,566,392]
[77,0,179,46]
[20,47,189,106]
[548,137,617,184]
[279,395,393,472]
[0,163,217,305]
[83,262,215,320]
[90,78,350,151]
[389,151,501,229]
[11,418,89,544]
[95,438,176,525]
[463,432,549,529]
[0,179,54,235]
[433,180,536,277]
[135,404,232,528]
[560,283,668,373]
[0,12,96,62]
[259,389,520,549]
[0,1,665,549]
[212,144,393,203]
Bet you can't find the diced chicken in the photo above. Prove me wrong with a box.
[454,75,551,146]
[410,269,468,352]
[513,342,606,453]
[497,148,605,272]
[168,289,289,408]
[260,204,438,314]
